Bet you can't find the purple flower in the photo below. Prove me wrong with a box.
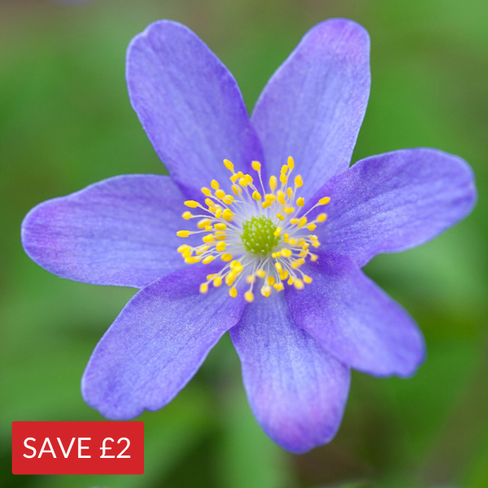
[21,19,476,453]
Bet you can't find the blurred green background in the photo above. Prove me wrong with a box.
[1,0,487,487]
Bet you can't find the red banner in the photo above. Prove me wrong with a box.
[12,421,144,475]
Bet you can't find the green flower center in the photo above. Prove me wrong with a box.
[241,216,281,256]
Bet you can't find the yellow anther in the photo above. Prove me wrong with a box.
[271,252,282,258]
[185,257,201,264]
[294,175,303,188]
[232,184,242,195]
[280,174,288,185]
[318,197,331,205]
[246,275,256,284]
[205,198,215,208]
[213,276,223,287]
[262,201,271,209]
[244,291,255,303]
[287,188,293,199]
[215,189,226,199]
[296,197,305,207]
[287,156,295,170]
[222,195,234,205]
[223,208,234,218]
[279,270,289,280]
[256,269,266,279]
[230,173,240,183]
[269,175,278,191]
[245,174,253,184]
[201,187,212,197]
[252,161,261,171]
[211,179,220,190]
[273,282,285,292]
[266,275,275,286]
[207,273,216,280]
[280,164,289,175]
[317,213,327,222]
[252,191,262,201]
[284,207,295,214]
[260,286,271,298]
[289,238,297,245]
[200,283,209,294]
[216,241,226,252]
[274,227,282,237]
[287,277,294,285]
[197,218,211,229]
[297,216,308,228]
[239,177,249,187]
[221,253,233,262]
[281,248,292,258]
[276,213,285,221]
[312,241,320,248]
[294,279,304,290]
[277,191,286,205]
[202,234,215,243]
[230,261,244,273]
[265,194,276,202]
[283,233,289,243]
[214,233,227,241]
[202,256,215,264]
[182,250,192,259]
[204,225,213,232]
[225,271,237,286]
[182,211,193,220]
[303,275,313,284]
[177,230,191,238]
[275,262,283,273]
[290,218,299,224]
[214,223,227,231]
[215,208,223,219]
[184,200,199,208]
[229,287,238,298]
[223,159,234,171]
[177,244,189,253]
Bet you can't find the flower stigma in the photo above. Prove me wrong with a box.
[177,157,330,303]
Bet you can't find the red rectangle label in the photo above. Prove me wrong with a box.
[12,421,144,475]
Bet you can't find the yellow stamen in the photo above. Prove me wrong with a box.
[244,291,254,303]
[184,200,199,208]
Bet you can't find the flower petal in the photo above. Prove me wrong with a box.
[127,20,263,198]
[286,253,426,377]
[82,265,247,419]
[230,291,350,454]
[21,174,195,288]
[310,148,477,267]
[252,18,370,195]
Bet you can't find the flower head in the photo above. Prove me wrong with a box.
[21,19,476,453]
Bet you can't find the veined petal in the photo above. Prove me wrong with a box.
[127,20,263,199]
[309,148,477,267]
[21,175,196,288]
[230,292,350,454]
[252,18,370,196]
[286,253,426,377]
[82,265,247,419]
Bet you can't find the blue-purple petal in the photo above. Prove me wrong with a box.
[309,148,477,267]
[82,265,247,419]
[252,18,370,195]
[127,20,264,199]
[286,253,426,378]
[230,291,350,454]
[21,174,194,288]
